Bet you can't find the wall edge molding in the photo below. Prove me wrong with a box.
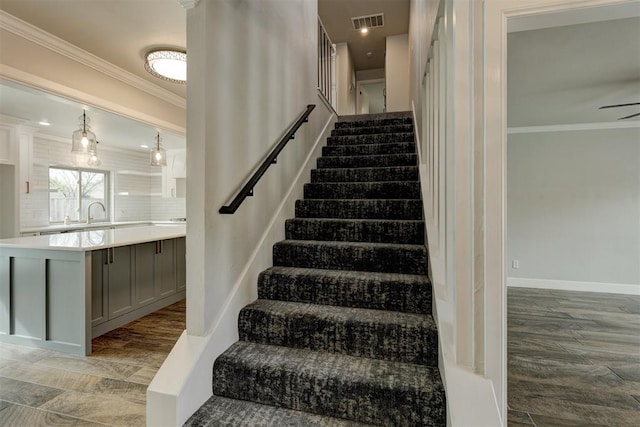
[0,10,186,110]
[507,120,640,134]
[507,277,640,296]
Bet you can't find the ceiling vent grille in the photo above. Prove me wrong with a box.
[352,13,384,31]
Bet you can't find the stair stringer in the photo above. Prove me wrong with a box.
[146,111,337,427]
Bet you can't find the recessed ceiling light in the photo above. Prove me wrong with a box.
[39,121,51,126]
[361,27,369,35]
[140,144,149,149]
[144,49,187,84]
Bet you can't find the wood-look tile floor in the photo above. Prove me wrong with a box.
[508,288,640,427]
[0,299,185,427]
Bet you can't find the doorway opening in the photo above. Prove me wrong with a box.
[504,3,640,425]
[357,78,385,114]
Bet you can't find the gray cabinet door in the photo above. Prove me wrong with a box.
[107,245,134,319]
[176,237,186,291]
[155,239,176,298]
[135,242,157,306]
[91,250,108,326]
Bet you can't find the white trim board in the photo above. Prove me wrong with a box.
[508,277,640,296]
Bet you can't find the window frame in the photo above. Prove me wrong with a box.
[48,166,110,224]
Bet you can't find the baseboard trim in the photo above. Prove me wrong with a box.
[507,277,640,296]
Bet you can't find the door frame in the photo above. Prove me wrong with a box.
[483,0,636,422]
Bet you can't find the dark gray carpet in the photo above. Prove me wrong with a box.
[184,111,446,426]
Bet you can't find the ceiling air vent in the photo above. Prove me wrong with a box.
[352,13,384,31]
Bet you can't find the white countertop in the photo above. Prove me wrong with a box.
[0,224,186,251]
[21,220,184,234]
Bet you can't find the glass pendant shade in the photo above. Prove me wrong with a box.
[87,142,102,167]
[150,132,167,166]
[71,111,97,154]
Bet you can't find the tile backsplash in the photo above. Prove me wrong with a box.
[21,136,185,228]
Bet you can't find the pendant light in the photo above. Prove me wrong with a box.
[150,132,167,166]
[71,110,97,154]
[87,141,102,167]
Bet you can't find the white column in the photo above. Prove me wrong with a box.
[450,0,475,370]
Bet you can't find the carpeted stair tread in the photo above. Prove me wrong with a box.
[239,299,438,365]
[317,153,417,169]
[213,341,446,426]
[322,142,415,157]
[327,132,414,146]
[273,240,428,275]
[334,117,413,129]
[311,166,418,183]
[331,124,414,136]
[295,199,423,220]
[258,266,432,314]
[183,395,367,426]
[304,181,420,200]
[285,218,424,244]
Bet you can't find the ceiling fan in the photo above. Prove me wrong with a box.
[598,102,640,120]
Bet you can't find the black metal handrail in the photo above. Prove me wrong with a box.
[219,104,316,214]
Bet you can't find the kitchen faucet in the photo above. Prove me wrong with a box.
[87,201,106,224]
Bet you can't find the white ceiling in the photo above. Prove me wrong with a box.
[318,0,410,71]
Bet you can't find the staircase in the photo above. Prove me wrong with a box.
[184,111,446,426]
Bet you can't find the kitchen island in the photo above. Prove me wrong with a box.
[0,224,186,356]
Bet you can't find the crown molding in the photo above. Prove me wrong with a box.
[507,120,640,134]
[0,10,186,110]
[177,0,200,9]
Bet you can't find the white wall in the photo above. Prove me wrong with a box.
[385,34,410,112]
[335,43,356,115]
[508,128,640,287]
[185,0,328,336]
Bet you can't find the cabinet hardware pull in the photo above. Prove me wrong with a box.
[111,247,115,264]
[26,181,30,194]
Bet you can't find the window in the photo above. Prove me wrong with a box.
[49,167,109,223]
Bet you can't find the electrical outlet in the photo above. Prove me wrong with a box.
[512,260,520,269]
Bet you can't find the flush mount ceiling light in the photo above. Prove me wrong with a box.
[71,110,97,154]
[150,132,167,166]
[144,49,187,83]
